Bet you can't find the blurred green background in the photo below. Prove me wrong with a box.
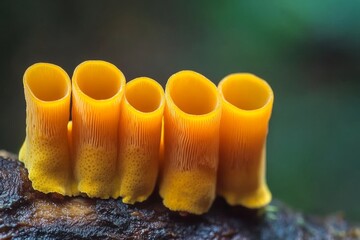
[1,1,359,221]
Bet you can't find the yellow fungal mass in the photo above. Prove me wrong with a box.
[117,77,165,204]
[19,61,276,214]
[217,73,274,208]
[19,63,73,195]
[72,60,125,198]
[160,166,217,214]
[159,70,222,215]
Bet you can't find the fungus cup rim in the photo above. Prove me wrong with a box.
[72,60,126,104]
[165,70,222,120]
[23,62,71,105]
[124,77,165,116]
[218,73,274,114]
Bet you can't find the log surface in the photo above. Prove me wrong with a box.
[0,151,359,240]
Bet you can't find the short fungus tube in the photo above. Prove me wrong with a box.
[72,60,126,198]
[159,70,222,215]
[217,73,274,208]
[117,77,165,204]
[19,63,73,195]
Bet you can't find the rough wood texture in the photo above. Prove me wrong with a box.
[0,151,359,239]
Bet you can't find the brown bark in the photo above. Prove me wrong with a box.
[0,151,359,239]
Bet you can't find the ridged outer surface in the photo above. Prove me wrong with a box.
[19,63,72,195]
[117,77,165,203]
[72,60,125,198]
[217,73,274,208]
[160,70,222,214]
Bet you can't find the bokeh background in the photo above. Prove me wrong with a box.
[1,1,359,221]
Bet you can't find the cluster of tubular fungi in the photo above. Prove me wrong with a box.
[19,60,274,215]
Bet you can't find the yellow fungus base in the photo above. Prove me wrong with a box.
[217,146,271,208]
[74,144,118,198]
[18,140,26,163]
[160,166,216,215]
[21,136,73,195]
[217,169,271,208]
[118,145,158,204]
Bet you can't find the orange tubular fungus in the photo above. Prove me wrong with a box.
[159,70,222,214]
[72,60,125,198]
[19,63,72,195]
[117,77,165,204]
[217,73,274,208]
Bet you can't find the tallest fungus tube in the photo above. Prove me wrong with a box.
[159,70,222,215]
[72,60,126,198]
[19,63,72,195]
[217,73,274,208]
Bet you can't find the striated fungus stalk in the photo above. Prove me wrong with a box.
[72,60,126,198]
[19,63,73,195]
[159,70,222,215]
[217,73,274,208]
[117,77,165,204]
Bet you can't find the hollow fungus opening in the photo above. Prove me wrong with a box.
[219,74,273,111]
[125,78,164,113]
[24,63,70,101]
[74,61,123,100]
[167,71,218,115]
